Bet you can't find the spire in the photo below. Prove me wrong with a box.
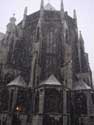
[73,9,77,20]
[77,31,82,72]
[79,31,84,50]
[24,6,28,16]
[22,6,28,29]
[40,0,44,10]
[61,0,65,23]
[39,0,44,22]
[73,9,78,26]
[79,31,83,41]
[61,0,64,12]
[38,0,44,28]
[60,0,68,32]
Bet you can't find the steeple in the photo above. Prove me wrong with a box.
[22,6,28,29]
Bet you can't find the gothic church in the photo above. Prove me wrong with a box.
[0,0,94,125]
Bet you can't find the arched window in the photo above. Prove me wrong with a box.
[74,92,87,115]
[44,88,62,113]
[34,91,39,113]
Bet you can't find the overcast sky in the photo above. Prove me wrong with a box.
[0,0,94,71]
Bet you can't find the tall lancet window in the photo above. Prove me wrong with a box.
[45,29,57,77]
[46,31,56,54]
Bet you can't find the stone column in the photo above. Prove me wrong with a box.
[39,89,45,114]
[32,115,43,125]
[21,115,27,125]
[85,91,90,115]
[63,89,67,125]
[32,88,45,125]
[11,88,18,112]
[7,87,18,125]
[8,89,12,112]
[1,114,3,125]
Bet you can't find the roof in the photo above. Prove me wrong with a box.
[73,79,91,90]
[7,76,27,88]
[45,3,56,11]
[40,74,61,86]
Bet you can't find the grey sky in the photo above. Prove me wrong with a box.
[0,0,94,71]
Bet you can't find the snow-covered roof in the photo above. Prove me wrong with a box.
[40,74,61,86]
[73,80,91,90]
[7,76,27,88]
[45,3,56,11]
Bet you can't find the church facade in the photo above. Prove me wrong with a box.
[0,0,94,125]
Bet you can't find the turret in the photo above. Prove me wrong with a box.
[7,14,16,33]
[5,14,16,45]
[10,14,16,25]
[4,14,17,62]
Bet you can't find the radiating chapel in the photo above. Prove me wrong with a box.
[0,0,94,125]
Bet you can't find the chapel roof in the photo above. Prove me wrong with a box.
[73,80,91,90]
[40,74,61,86]
[7,76,27,88]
